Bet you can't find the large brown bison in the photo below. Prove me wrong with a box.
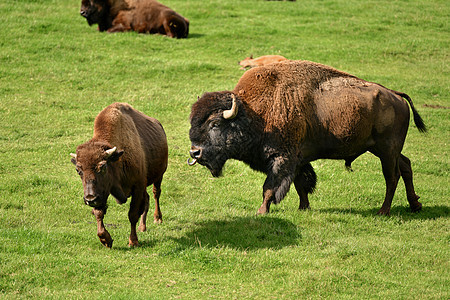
[188,60,426,215]
[70,103,168,247]
[80,0,189,38]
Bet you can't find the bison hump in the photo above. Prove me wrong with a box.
[234,66,279,100]
[232,60,358,140]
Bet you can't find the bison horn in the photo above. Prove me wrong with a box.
[223,94,238,119]
[105,147,117,157]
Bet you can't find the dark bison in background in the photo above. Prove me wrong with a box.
[188,60,426,215]
[80,0,189,38]
[71,102,168,247]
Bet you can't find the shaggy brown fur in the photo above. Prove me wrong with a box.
[80,0,189,38]
[71,103,168,247]
[189,60,426,216]
[234,60,356,142]
[238,55,288,70]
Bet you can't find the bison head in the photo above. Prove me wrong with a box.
[189,92,260,177]
[71,141,123,208]
[80,0,109,27]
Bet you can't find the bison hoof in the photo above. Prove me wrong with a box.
[410,201,422,213]
[154,218,162,224]
[128,240,139,247]
[257,206,269,215]
[377,209,390,216]
[298,204,311,210]
[100,238,113,248]
[138,224,147,232]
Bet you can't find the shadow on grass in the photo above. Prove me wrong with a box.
[187,33,204,39]
[317,205,449,220]
[170,216,300,251]
[113,239,158,251]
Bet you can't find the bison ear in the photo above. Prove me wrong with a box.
[70,153,77,165]
[108,149,124,162]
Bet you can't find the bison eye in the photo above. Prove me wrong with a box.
[209,121,220,130]
[97,161,107,173]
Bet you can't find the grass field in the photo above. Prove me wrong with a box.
[0,0,449,298]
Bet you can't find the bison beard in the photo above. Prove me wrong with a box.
[188,60,426,216]
[189,93,261,177]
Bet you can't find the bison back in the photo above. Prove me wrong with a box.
[123,106,168,184]
[95,103,168,185]
[304,77,412,160]
[233,60,355,140]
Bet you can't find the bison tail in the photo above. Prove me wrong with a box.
[374,82,427,133]
[395,91,427,133]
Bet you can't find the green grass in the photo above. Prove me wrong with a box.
[0,0,449,298]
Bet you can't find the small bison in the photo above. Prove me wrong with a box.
[80,0,189,38]
[239,55,288,70]
[71,103,168,247]
[188,60,426,216]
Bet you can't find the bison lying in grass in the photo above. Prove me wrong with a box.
[188,60,426,215]
[71,103,168,247]
[80,0,189,38]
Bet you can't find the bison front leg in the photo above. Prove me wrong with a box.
[108,13,132,33]
[138,191,150,232]
[294,179,310,210]
[378,157,401,215]
[93,208,113,248]
[257,159,296,214]
[129,188,146,247]
[258,188,273,215]
[107,23,128,33]
[294,163,317,210]
[162,18,176,38]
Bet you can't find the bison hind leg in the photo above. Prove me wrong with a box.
[152,179,163,224]
[399,154,422,212]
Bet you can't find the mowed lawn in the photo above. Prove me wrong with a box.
[0,0,448,298]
